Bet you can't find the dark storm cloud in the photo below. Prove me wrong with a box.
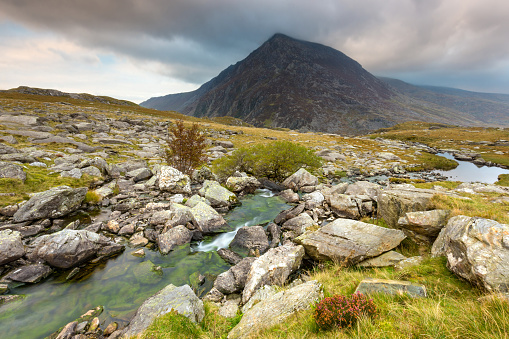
[1,0,508,92]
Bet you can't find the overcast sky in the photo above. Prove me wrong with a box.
[1,0,509,103]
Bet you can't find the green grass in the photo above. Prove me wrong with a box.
[0,166,96,206]
[496,174,509,186]
[405,152,458,172]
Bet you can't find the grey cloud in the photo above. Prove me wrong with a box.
[1,0,508,93]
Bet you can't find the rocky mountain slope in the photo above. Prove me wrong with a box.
[142,34,509,135]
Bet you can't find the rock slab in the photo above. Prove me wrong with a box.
[355,278,427,298]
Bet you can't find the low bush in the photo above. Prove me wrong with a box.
[314,293,376,330]
[165,120,207,176]
[212,140,322,182]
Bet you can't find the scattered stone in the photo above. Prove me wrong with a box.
[190,202,229,234]
[158,166,191,194]
[230,226,269,255]
[199,180,238,208]
[131,248,145,257]
[104,220,120,234]
[157,225,193,254]
[358,251,407,268]
[0,229,25,265]
[0,161,26,182]
[281,213,317,240]
[217,248,243,265]
[282,168,318,191]
[3,263,53,283]
[397,209,450,243]
[214,257,257,295]
[278,189,299,203]
[55,321,78,339]
[355,278,427,298]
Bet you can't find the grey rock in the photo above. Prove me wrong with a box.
[13,186,87,222]
[27,229,124,269]
[3,263,52,283]
[219,300,239,318]
[190,202,229,234]
[302,191,324,209]
[320,183,348,202]
[226,176,261,195]
[282,168,318,191]
[377,187,435,228]
[354,278,427,298]
[241,285,278,313]
[81,166,102,177]
[230,280,323,339]
[122,284,204,337]
[358,251,407,268]
[0,229,25,265]
[199,180,238,208]
[0,153,36,163]
[345,181,380,200]
[158,166,191,194]
[157,225,193,254]
[398,209,450,244]
[55,321,77,339]
[242,243,305,304]
[217,248,243,265]
[281,213,316,240]
[0,161,26,182]
[278,189,300,203]
[214,257,257,294]
[432,216,509,292]
[185,194,210,208]
[274,204,305,224]
[191,166,217,184]
[328,193,360,219]
[267,222,281,248]
[294,218,406,265]
[230,226,269,255]
[394,256,424,270]
[60,168,82,179]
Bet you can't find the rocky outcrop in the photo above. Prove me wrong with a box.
[0,229,25,265]
[13,186,88,222]
[282,168,318,191]
[432,216,509,292]
[122,284,204,338]
[294,219,406,265]
[214,257,257,295]
[27,229,124,269]
[229,280,323,339]
[242,243,305,304]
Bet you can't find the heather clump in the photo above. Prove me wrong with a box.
[313,292,376,330]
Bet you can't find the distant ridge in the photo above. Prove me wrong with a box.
[138,34,509,134]
[1,86,136,106]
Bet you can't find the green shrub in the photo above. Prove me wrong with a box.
[212,140,322,182]
[314,293,376,330]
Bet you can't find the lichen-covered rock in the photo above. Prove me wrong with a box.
[158,166,191,194]
[242,243,305,304]
[294,218,406,265]
[122,284,204,337]
[281,213,317,240]
[13,186,88,222]
[157,225,193,254]
[432,216,509,292]
[0,229,25,265]
[302,191,324,210]
[199,180,238,208]
[282,168,318,191]
[27,229,124,269]
[0,161,26,183]
[190,201,229,234]
[226,176,261,195]
[397,209,450,242]
[327,193,361,219]
[229,280,323,339]
[214,257,257,295]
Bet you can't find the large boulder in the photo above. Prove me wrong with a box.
[190,202,229,234]
[0,161,26,182]
[27,229,124,269]
[397,209,450,244]
[345,181,380,200]
[282,168,318,191]
[122,284,204,338]
[327,193,361,219]
[230,226,269,255]
[432,216,509,292]
[158,166,191,194]
[157,225,193,255]
[242,243,305,304]
[229,280,323,339]
[214,257,257,295]
[281,213,317,241]
[294,219,406,265]
[199,180,238,208]
[226,176,261,195]
[302,191,324,210]
[377,186,435,228]
[0,229,25,265]
[13,186,88,222]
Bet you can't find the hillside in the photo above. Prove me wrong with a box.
[142,34,509,135]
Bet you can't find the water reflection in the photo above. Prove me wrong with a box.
[435,153,509,184]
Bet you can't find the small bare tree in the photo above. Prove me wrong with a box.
[165,120,207,176]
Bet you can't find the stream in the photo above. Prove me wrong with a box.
[0,189,289,339]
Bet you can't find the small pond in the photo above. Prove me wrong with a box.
[0,190,289,339]
[434,153,509,184]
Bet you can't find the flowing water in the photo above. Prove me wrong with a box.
[0,189,289,339]
[434,153,509,184]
